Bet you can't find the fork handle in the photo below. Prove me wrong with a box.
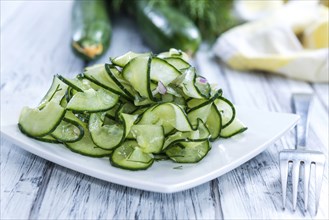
[292,93,313,149]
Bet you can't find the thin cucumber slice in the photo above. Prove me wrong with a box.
[18,101,65,137]
[89,112,124,150]
[122,56,153,101]
[60,95,68,107]
[111,141,154,170]
[150,57,181,86]
[20,131,60,143]
[187,102,212,127]
[51,118,84,143]
[164,57,190,70]
[220,117,248,138]
[165,86,183,98]
[206,104,222,141]
[39,76,68,109]
[51,111,84,143]
[105,64,136,99]
[138,103,192,134]
[163,119,210,150]
[106,103,121,120]
[214,96,236,128]
[186,89,222,111]
[153,103,192,132]
[83,64,132,100]
[65,120,112,157]
[178,67,204,99]
[116,102,138,120]
[111,51,151,67]
[153,153,169,161]
[67,88,119,112]
[120,113,139,138]
[157,48,189,62]
[75,112,90,123]
[57,74,96,92]
[187,98,207,110]
[130,125,164,153]
[36,135,60,143]
[165,140,210,163]
[195,76,211,99]
[134,96,154,107]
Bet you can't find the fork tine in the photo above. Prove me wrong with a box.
[292,161,301,211]
[315,161,325,214]
[279,157,289,209]
[303,161,311,212]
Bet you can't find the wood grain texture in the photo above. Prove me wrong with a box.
[1,1,328,220]
[1,1,83,219]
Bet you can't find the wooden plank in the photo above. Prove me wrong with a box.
[312,84,329,110]
[37,165,218,219]
[215,59,328,219]
[1,1,84,219]
[0,0,25,28]
[1,1,83,125]
[1,139,51,219]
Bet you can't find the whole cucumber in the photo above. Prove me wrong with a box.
[134,0,201,55]
[71,0,111,61]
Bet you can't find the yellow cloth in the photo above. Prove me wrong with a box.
[213,1,329,82]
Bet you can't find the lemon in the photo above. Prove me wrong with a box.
[303,6,329,49]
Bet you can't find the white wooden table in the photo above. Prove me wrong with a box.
[1,1,328,219]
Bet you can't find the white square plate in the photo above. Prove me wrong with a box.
[1,106,299,193]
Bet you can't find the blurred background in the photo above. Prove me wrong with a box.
[1,0,328,123]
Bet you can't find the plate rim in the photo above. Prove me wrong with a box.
[0,107,299,193]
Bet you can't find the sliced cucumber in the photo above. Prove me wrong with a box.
[130,125,164,153]
[187,89,222,111]
[187,102,212,127]
[165,140,210,163]
[220,117,247,138]
[117,102,138,118]
[195,76,211,99]
[39,76,68,109]
[23,133,60,143]
[214,96,235,128]
[83,64,132,100]
[57,74,95,92]
[157,48,189,62]
[65,119,112,157]
[111,141,154,170]
[120,113,139,138]
[106,103,121,120]
[18,49,248,171]
[105,64,136,99]
[89,112,124,150]
[111,51,151,67]
[51,117,84,143]
[18,101,65,137]
[67,88,119,112]
[206,104,222,141]
[150,57,181,86]
[164,57,190,70]
[122,56,153,101]
[138,103,192,134]
[177,67,204,99]
[163,119,210,150]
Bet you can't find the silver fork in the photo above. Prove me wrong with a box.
[279,93,326,214]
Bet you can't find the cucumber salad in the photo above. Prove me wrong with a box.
[18,49,247,170]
